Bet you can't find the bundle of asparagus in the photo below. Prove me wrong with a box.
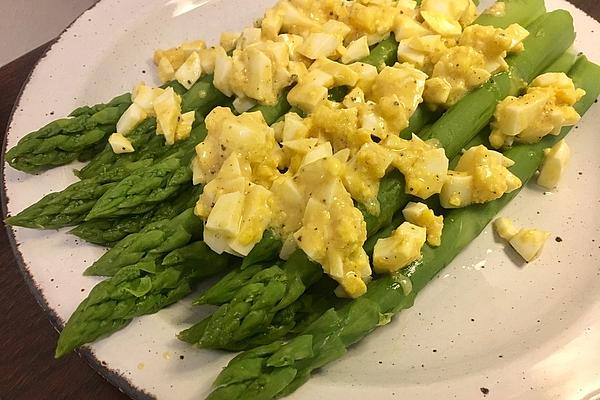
[4,0,599,399]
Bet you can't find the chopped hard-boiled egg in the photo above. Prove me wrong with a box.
[311,58,359,87]
[420,0,472,22]
[126,83,193,145]
[116,103,147,136]
[205,191,246,237]
[232,96,257,114]
[341,36,370,64]
[287,59,361,113]
[132,83,164,115]
[153,87,182,145]
[490,73,585,148]
[423,46,491,107]
[393,15,432,41]
[297,33,340,60]
[154,40,206,83]
[174,51,202,90]
[509,229,550,263]
[384,134,449,199]
[287,84,329,112]
[420,22,528,108]
[194,153,251,217]
[441,145,521,208]
[157,57,176,83]
[342,142,395,215]
[397,34,448,73]
[493,217,550,263]
[228,184,273,256]
[493,217,520,241]
[373,222,427,274]
[154,39,205,69]
[370,64,428,115]
[108,132,135,154]
[220,31,241,52]
[266,156,370,299]
[336,272,368,299]
[402,202,444,246]
[175,111,195,142]
[421,10,462,37]
[193,107,280,186]
[537,139,570,189]
[281,112,310,141]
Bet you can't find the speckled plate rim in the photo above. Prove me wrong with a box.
[1,1,599,400]
[0,1,154,398]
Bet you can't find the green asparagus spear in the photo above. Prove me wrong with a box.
[361,35,399,70]
[55,241,232,358]
[181,251,322,349]
[77,75,229,179]
[84,208,203,276]
[6,94,131,173]
[69,185,201,246]
[5,159,154,229]
[179,278,338,352]
[206,56,600,400]
[84,150,196,220]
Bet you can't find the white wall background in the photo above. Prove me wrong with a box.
[0,0,97,66]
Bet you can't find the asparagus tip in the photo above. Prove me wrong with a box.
[82,266,98,276]
[4,216,44,229]
[54,339,70,359]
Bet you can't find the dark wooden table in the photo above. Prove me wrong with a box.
[1,2,599,399]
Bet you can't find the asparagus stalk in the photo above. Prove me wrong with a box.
[55,241,233,358]
[179,278,338,352]
[180,10,575,351]
[5,159,154,229]
[6,79,187,174]
[206,56,600,400]
[361,35,399,70]
[69,185,201,246]
[77,75,228,179]
[83,208,203,276]
[5,126,205,230]
[6,94,131,173]
[180,251,323,349]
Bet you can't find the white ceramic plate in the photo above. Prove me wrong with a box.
[3,1,600,399]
